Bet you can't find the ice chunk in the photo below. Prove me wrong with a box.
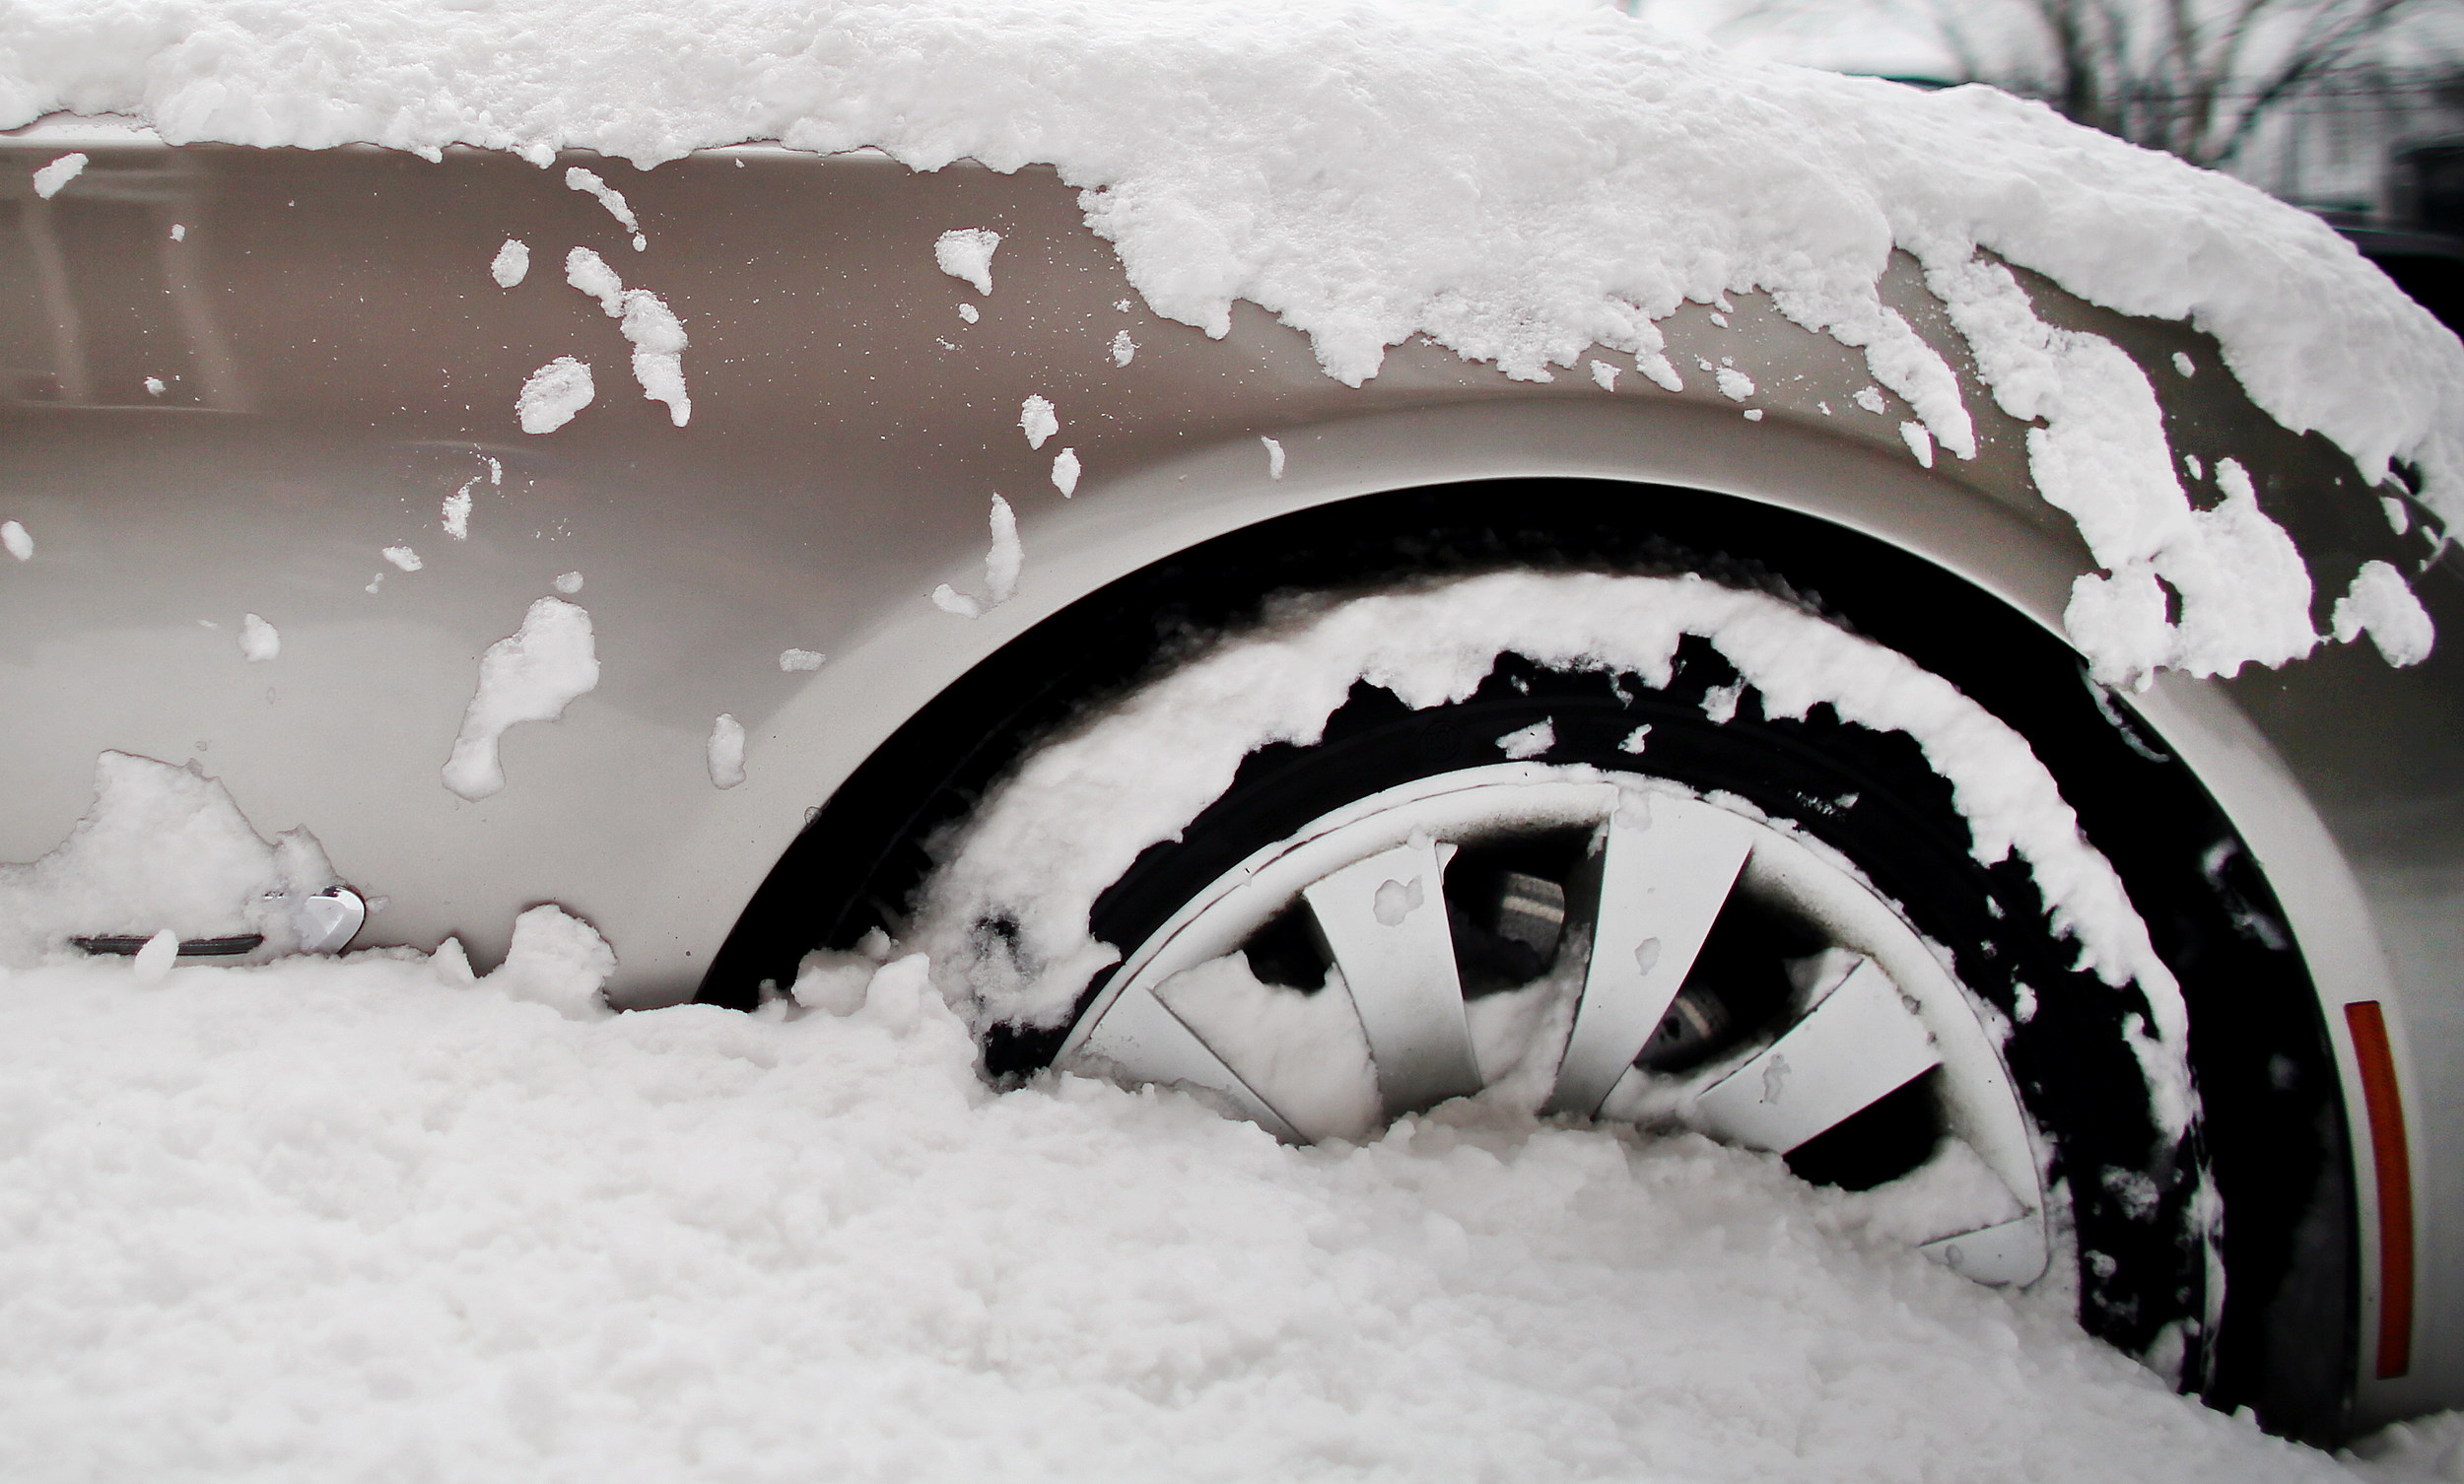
[565,168,645,250]
[1590,361,1617,391]
[1261,436,1284,479]
[1019,394,1057,449]
[778,647,825,671]
[517,357,594,434]
[1110,329,1134,366]
[238,613,279,663]
[1051,448,1079,497]
[707,713,746,788]
[381,545,422,573]
[3,520,33,561]
[553,571,583,594]
[0,751,338,965]
[441,597,600,802]
[443,481,473,539]
[2332,560,2436,667]
[31,152,85,199]
[491,237,530,287]
[934,228,1000,294]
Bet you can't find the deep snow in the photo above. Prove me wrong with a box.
[0,934,2445,1484]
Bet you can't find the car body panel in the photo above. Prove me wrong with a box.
[1,125,2455,1424]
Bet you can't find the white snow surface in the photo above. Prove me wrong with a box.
[6,0,2457,533]
[934,226,999,294]
[914,571,2196,1137]
[0,928,2442,1482]
[442,597,601,802]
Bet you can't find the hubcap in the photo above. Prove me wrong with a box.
[1059,763,2051,1287]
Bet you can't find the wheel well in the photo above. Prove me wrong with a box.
[697,475,2358,1442]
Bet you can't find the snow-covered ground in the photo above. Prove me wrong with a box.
[0,928,2447,1483]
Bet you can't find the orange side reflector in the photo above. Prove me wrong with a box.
[2347,1000,2415,1381]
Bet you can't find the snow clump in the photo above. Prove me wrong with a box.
[707,712,747,788]
[517,356,594,434]
[490,236,529,286]
[930,495,1022,619]
[565,166,645,249]
[2333,560,2438,667]
[1018,393,1057,449]
[29,150,82,197]
[0,519,30,561]
[934,227,999,294]
[237,612,279,662]
[442,596,600,801]
[565,247,690,426]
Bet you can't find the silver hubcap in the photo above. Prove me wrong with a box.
[1059,763,2052,1287]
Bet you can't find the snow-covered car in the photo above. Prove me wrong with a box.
[0,0,2456,1446]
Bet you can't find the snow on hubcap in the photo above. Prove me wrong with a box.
[1059,763,2051,1287]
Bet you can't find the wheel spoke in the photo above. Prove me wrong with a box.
[1065,982,1304,1143]
[1687,957,1941,1153]
[1920,1215,2050,1288]
[1303,836,1483,1116]
[1546,794,1757,1116]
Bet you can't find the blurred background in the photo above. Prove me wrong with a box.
[1642,0,2464,323]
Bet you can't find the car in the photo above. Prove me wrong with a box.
[0,9,2456,1448]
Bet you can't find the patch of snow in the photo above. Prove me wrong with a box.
[2172,352,2196,377]
[1900,420,1934,467]
[958,302,979,323]
[565,166,645,249]
[1590,360,1617,391]
[168,222,184,240]
[1852,386,1888,416]
[1495,719,1553,759]
[1156,954,1382,1143]
[1929,259,2315,687]
[1019,393,1057,449]
[915,570,2194,1138]
[381,544,422,573]
[517,356,594,434]
[2383,496,2412,535]
[931,495,1022,619]
[1713,366,1755,402]
[935,227,999,294]
[441,597,600,802]
[1110,328,1134,365]
[2332,560,2436,667]
[491,236,529,287]
[238,612,279,662]
[1051,447,1079,497]
[443,480,474,538]
[2184,453,2204,482]
[0,922,2403,1481]
[142,375,165,396]
[778,647,826,671]
[1619,722,1651,753]
[0,750,337,965]
[1261,436,1285,479]
[553,570,583,594]
[1701,680,1743,722]
[565,247,690,425]
[707,713,746,788]
[1,520,32,561]
[129,927,177,984]
[30,151,84,198]
[1743,408,1763,421]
